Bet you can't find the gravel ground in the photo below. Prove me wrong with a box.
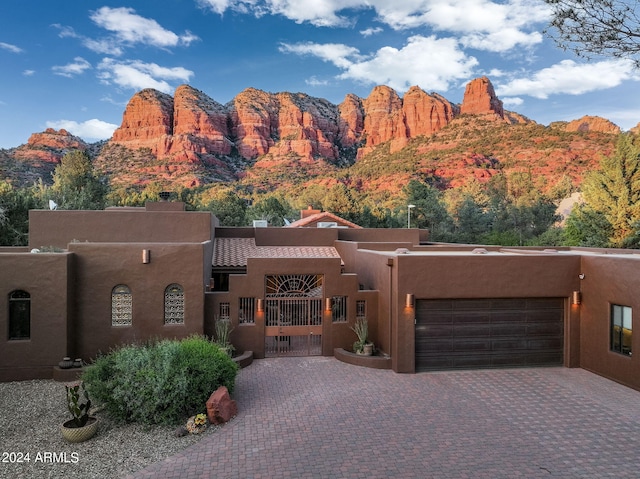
[0,379,220,479]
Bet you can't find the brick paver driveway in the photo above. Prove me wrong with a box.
[131,357,640,479]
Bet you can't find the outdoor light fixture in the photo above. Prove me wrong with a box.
[142,249,150,264]
[257,299,264,312]
[572,291,582,305]
[325,298,332,311]
[406,293,415,308]
[407,204,415,228]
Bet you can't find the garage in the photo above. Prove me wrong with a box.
[415,298,564,372]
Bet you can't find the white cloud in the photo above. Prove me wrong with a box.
[45,118,119,141]
[23,70,35,76]
[502,97,523,107]
[341,36,478,92]
[97,58,194,93]
[360,27,383,37]
[279,42,363,69]
[90,7,199,48]
[305,76,329,86]
[201,0,548,52]
[52,57,92,78]
[497,59,640,99]
[282,35,477,93]
[0,42,23,53]
[201,0,362,26]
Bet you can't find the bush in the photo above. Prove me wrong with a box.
[82,336,239,425]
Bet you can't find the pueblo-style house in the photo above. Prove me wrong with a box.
[1,201,639,392]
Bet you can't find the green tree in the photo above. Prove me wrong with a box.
[563,203,613,247]
[404,180,453,240]
[51,151,107,210]
[454,196,492,244]
[0,182,42,246]
[248,195,294,226]
[545,0,640,67]
[206,189,248,226]
[322,183,358,222]
[581,134,640,247]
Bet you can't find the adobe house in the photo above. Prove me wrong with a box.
[1,203,638,393]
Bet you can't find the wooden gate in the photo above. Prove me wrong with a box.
[264,274,323,357]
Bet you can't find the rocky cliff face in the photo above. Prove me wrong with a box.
[564,115,621,134]
[14,76,624,191]
[107,76,514,167]
[12,128,88,164]
[460,76,504,119]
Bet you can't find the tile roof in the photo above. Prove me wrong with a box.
[213,237,342,267]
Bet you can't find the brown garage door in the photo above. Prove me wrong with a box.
[415,298,564,372]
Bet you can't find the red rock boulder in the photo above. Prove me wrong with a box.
[206,386,237,425]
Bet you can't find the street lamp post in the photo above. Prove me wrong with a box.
[407,204,415,228]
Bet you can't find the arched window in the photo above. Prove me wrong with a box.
[111,285,132,326]
[164,284,184,324]
[9,290,30,340]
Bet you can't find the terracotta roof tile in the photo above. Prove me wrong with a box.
[286,212,362,229]
[213,237,342,267]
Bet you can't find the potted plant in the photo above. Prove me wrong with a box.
[61,381,98,443]
[351,317,374,356]
[214,316,235,357]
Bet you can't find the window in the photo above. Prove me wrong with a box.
[9,290,30,340]
[611,304,632,356]
[356,300,366,320]
[111,285,132,326]
[331,296,347,323]
[164,284,184,324]
[219,302,230,319]
[239,298,255,324]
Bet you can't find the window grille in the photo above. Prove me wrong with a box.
[356,300,366,319]
[111,285,132,326]
[265,274,323,298]
[220,302,230,319]
[331,296,347,323]
[164,284,184,324]
[9,290,30,340]
[239,298,255,324]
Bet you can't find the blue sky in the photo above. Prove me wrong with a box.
[1,0,640,149]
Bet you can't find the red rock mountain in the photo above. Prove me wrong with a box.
[108,76,522,165]
[6,76,623,191]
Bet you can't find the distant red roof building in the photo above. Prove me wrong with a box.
[287,209,362,229]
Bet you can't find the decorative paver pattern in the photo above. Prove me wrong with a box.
[130,358,640,479]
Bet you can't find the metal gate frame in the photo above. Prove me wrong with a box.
[264,298,323,357]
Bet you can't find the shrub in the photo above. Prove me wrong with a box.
[82,336,238,425]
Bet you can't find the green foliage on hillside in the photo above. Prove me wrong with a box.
[0,119,633,248]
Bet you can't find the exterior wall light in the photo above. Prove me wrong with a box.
[257,299,264,312]
[406,293,415,309]
[572,291,581,305]
[142,249,151,264]
[325,298,332,311]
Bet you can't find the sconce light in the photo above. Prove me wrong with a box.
[257,299,264,312]
[142,249,150,264]
[406,293,415,308]
[325,298,332,311]
[572,291,582,305]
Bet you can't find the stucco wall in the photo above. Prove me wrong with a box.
[208,256,376,358]
[68,241,207,361]
[29,207,214,250]
[579,254,640,390]
[350,249,582,373]
[0,252,72,381]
